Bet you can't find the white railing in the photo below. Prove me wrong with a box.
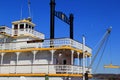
[0,26,12,35]
[14,29,45,39]
[0,64,91,74]
[0,38,92,53]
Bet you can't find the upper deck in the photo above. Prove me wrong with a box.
[0,38,92,55]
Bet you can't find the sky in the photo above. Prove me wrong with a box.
[0,0,120,74]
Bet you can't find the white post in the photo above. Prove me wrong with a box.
[86,55,87,67]
[77,52,79,66]
[18,24,20,36]
[1,53,5,65]
[71,50,74,65]
[15,52,20,73]
[50,50,55,64]
[71,50,74,74]
[32,51,37,64]
[16,52,20,65]
[82,35,85,80]
[77,52,80,74]
[12,24,14,36]
[32,51,37,73]
[24,23,26,32]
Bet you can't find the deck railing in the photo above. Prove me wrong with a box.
[0,26,12,35]
[15,29,45,39]
[0,38,92,53]
[0,64,91,74]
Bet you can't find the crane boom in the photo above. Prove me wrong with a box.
[88,27,112,70]
[84,27,112,80]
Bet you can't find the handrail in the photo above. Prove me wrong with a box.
[0,64,91,74]
[18,29,45,39]
[0,26,12,35]
[0,38,92,53]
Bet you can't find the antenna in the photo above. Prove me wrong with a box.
[28,0,31,18]
[20,5,23,20]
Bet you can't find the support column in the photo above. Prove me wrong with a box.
[16,52,20,65]
[85,55,87,67]
[50,50,55,64]
[15,52,20,74]
[71,50,74,65]
[71,50,74,74]
[1,53,5,65]
[18,24,20,36]
[77,52,80,74]
[32,51,37,73]
[77,52,79,66]
[24,23,26,31]
[12,24,14,36]
[82,36,85,80]
[32,51,38,64]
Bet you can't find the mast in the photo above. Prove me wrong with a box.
[28,0,31,18]
[82,35,85,80]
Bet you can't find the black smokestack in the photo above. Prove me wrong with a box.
[50,0,55,39]
[69,14,74,39]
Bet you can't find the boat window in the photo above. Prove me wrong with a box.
[20,24,24,29]
[32,26,34,29]
[0,27,5,32]
[63,60,67,65]
[29,25,31,29]
[26,24,28,28]
[0,27,5,29]
[14,24,18,29]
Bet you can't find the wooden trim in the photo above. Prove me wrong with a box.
[0,46,91,57]
[0,46,80,53]
[0,73,92,78]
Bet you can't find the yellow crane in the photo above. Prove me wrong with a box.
[104,64,120,69]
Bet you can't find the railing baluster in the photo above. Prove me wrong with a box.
[0,64,91,74]
[0,38,91,54]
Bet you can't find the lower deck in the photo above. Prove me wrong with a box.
[0,64,91,74]
[0,76,92,80]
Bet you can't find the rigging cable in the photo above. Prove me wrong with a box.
[88,29,111,69]
[93,31,106,51]
[87,27,112,73]
[93,33,110,73]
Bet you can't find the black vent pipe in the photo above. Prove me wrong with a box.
[50,0,55,39]
[69,14,74,39]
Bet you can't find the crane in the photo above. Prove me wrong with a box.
[104,64,120,69]
[84,27,112,80]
